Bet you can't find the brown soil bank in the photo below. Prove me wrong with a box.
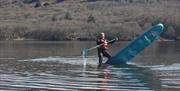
[0,0,180,41]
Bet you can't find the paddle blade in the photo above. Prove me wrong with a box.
[82,48,88,57]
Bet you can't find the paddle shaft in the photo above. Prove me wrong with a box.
[87,39,116,51]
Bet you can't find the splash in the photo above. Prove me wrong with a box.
[82,54,87,68]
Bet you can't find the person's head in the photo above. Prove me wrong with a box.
[99,32,105,39]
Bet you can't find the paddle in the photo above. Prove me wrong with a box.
[82,38,117,57]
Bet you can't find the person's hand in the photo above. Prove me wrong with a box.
[115,37,118,41]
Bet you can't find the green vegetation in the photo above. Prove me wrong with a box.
[0,0,180,41]
[87,15,96,23]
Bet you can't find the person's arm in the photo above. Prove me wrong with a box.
[96,39,102,49]
[96,39,101,45]
[108,38,118,44]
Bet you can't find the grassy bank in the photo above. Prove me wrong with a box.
[0,0,180,41]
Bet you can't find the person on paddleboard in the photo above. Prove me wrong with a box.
[96,32,118,66]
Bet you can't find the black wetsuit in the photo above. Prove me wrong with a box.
[96,38,116,65]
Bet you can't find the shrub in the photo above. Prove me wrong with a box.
[64,12,72,20]
[87,15,96,23]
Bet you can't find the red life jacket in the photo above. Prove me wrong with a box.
[100,39,108,49]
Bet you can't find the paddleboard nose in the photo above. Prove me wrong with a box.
[157,23,164,29]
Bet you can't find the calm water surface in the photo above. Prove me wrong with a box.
[0,41,180,91]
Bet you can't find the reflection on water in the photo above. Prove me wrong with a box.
[0,41,180,91]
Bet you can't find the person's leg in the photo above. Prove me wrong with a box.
[98,50,103,65]
[102,50,111,60]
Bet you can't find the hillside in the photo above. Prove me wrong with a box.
[0,0,180,40]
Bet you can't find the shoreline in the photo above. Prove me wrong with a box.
[1,37,175,42]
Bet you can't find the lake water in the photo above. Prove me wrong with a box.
[0,41,179,91]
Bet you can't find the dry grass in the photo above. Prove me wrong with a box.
[0,0,180,40]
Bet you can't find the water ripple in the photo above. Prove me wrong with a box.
[0,57,179,90]
[144,63,180,91]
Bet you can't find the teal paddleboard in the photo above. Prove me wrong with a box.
[106,23,164,65]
